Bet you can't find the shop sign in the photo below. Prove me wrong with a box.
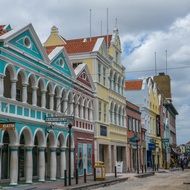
[0,122,15,130]
[148,143,155,150]
[45,116,74,123]
[100,125,107,136]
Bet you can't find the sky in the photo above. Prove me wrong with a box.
[0,0,190,144]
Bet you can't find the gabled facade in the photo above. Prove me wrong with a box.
[44,26,127,173]
[0,24,77,185]
[125,78,163,169]
[73,63,95,176]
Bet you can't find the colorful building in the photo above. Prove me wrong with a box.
[126,100,146,172]
[125,78,163,169]
[0,24,95,185]
[44,26,127,172]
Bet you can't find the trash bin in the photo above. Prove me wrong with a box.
[94,161,105,180]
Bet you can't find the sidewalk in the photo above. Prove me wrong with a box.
[0,172,156,190]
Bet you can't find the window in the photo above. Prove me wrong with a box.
[98,101,102,121]
[24,37,31,48]
[133,119,135,131]
[136,120,139,132]
[98,63,101,83]
[104,103,106,122]
[103,67,106,86]
[16,89,21,101]
[100,125,107,136]
[128,116,132,130]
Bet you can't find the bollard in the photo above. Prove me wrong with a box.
[64,170,67,186]
[94,168,96,181]
[84,168,87,183]
[75,169,78,184]
[141,165,144,173]
[145,165,147,173]
[115,166,117,178]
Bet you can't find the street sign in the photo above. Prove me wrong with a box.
[45,115,74,123]
[162,138,169,143]
[0,122,15,131]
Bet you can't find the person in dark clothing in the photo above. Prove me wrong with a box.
[180,158,184,171]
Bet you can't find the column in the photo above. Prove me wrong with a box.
[71,148,74,177]
[80,104,83,119]
[63,99,68,114]
[25,147,33,183]
[60,147,66,179]
[49,93,54,111]
[22,83,28,103]
[0,75,4,97]
[50,147,57,180]
[56,96,61,112]
[41,90,46,108]
[38,147,45,182]
[32,86,38,106]
[69,101,74,115]
[75,103,78,117]
[11,79,17,100]
[108,145,112,173]
[10,146,18,185]
[113,145,116,172]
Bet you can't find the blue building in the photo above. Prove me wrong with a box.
[0,24,77,185]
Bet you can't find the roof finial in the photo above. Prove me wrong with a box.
[51,26,59,34]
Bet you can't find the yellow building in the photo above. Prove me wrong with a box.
[44,26,127,172]
[147,77,163,168]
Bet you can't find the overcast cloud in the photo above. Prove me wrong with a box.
[0,0,189,144]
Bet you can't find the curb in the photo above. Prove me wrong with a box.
[135,172,155,178]
[66,177,128,190]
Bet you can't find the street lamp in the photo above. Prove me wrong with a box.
[68,122,72,186]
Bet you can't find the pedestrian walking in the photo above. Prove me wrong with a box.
[180,158,184,171]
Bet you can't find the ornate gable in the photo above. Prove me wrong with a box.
[75,63,95,91]
[1,24,49,63]
[49,47,75,78]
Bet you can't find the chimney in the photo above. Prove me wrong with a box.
[51,26,59,35]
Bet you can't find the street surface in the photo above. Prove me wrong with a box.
[96,170,190,190]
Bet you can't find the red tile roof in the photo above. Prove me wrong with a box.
[0,25,6,36]
[45,35,112,55]
[125,80,143,90]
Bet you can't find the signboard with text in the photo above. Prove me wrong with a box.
[0,122,15,131]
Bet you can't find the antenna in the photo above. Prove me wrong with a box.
[165,49,167,74]
[106,8,109,51]
[155,51,157,75]
[90,9,92,41]
[100,20,102,36]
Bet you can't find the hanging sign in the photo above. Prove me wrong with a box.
[0,122,15,130]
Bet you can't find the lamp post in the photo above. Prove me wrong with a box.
[68,123,72,186]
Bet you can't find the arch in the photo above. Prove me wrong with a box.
[118,105,122,125]
[46,81,55,94]
[118,76,121,93]
[57,132,65,148]
[33,128,46,147]
[19,126,33,146]
[113,72,117,91]
[4,64,17,80]
[37,78,46,91]
[27,73,37,87]
[46,130,56,147]
[1,128,19,145]
[16,69,28,84]
[109,69,113,89]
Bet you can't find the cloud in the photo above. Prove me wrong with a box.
[122,13,190,144]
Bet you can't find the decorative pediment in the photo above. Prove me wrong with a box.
[75,63,95,91]
[1,24,49,63]
[49,47,75,78]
